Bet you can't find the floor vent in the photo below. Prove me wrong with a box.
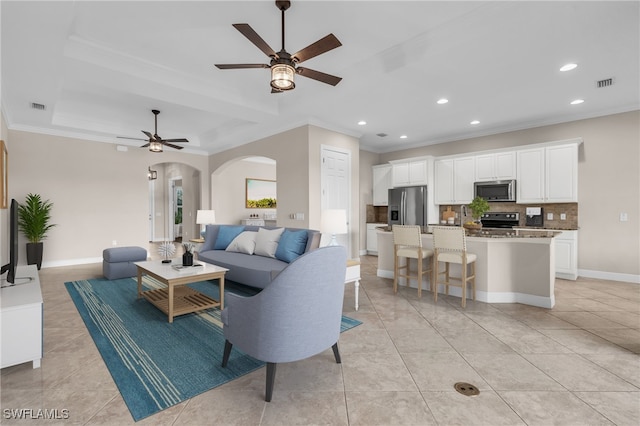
[596,78,614,88]
[30,102,46,110]
[454,382,480,397]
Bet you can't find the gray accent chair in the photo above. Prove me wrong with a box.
[221,245,347,402]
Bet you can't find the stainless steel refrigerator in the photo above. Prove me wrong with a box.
[388,186,428,227]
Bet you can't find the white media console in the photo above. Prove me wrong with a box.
[1,265,43,369]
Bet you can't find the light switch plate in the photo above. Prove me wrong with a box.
[620,212,628,222]
[560,213,566,220]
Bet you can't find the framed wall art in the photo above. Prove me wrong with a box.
[245,178,277,208]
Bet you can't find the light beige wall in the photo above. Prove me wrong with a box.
[8,130,209,266]
[375,110,640,278]
[213,159,276,225]
[210,126,308,230]
[308,125,360,253]
[210,125,360,259]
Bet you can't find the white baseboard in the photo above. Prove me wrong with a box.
[40,257,103,269]
[578,269,640,284]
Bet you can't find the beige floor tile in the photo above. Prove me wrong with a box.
[345,391,437,425]
[574,391,640,425]
[499,390,614,425]
[423,390,526,425]
[3,256,638,425]
[522,354,639,391]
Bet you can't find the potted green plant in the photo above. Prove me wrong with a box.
[466,196,490,230]
[17,193,56,270]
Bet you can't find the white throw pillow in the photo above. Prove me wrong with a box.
[225,231,258,255]
[254,227,285,258]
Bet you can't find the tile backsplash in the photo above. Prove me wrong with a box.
[438,202,578,230]
[366,205,388,223]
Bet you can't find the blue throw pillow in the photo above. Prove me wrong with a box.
[214,226,245,250]
[275,229,309,263]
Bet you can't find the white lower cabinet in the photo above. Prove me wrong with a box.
[366,223,385,255]
[555,230,578,280]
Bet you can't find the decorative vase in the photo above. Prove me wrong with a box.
[26,242,44,270]
[182,252,193,266]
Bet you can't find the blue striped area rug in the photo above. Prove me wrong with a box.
[65,276,361,421]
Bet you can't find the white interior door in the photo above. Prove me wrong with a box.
[321,146,351,253]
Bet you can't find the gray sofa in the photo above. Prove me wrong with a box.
[197,224,321,290]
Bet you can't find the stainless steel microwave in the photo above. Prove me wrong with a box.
[474,180,516,202]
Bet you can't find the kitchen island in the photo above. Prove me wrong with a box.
[377,227,560,308]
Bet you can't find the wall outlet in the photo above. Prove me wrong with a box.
[112,240,117,246]
[620,212,628,222]
[560,213,566,220]
[547,212,554,220]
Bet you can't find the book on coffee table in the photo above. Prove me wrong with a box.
[171,263,204,272]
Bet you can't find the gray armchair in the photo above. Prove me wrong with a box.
[221,245,347,402]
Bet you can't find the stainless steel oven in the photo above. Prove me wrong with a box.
[474,180,516,202]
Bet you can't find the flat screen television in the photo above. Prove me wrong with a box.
[1,199,18,284]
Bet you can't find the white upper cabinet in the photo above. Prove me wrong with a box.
[372,164,392,206]
[475,151,516,181]
[517,143,578,203]
[435,156,475,205]
[391,158,428,187]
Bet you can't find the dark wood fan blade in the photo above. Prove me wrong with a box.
[117,136,148,141]
[163,138,189,143]
[142,130,155,140]
[215,63,270,70]
[233,23,277,58]
[296,67,342,86]
[140,143,150,148]
[163,142,184,150]
[292,34,342,64]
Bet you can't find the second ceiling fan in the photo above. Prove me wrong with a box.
[215,0,342,93]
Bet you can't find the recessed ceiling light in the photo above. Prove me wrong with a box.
[357,120,367,125]
[437,98,449,104]
[560,63,578,72]
[570,99,584,105]
[400,135,407,139]
[470,120,480,125]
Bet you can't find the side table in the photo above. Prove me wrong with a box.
[345,260,360,311]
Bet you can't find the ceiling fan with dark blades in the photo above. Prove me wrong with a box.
[214,0,342,92]
[117,109,189,152]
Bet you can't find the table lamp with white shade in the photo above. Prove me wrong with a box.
[196,210,216,237]
[321,209,348,246]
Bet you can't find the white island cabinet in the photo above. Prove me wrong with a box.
[1,265,43,369]
[377,230,557,308]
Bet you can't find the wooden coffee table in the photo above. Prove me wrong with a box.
[135,260,228,323]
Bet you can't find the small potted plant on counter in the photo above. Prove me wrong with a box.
[466,196,490,230]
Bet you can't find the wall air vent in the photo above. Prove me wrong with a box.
[596,78,613,88]
[376,133,388,138]
[30,102,46,110]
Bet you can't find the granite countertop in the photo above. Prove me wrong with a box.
[375,225,562,238]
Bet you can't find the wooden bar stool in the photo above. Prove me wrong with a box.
[392,225,433,298]
[432,226,476,308]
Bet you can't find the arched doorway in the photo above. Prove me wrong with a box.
[148,162,202,243]
[210,156,277,225]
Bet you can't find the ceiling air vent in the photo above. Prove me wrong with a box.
[376,133,388,138]
[596,78,613,88]
[30,102,46,110]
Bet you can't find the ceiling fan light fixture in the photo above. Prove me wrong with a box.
[271,64,295,91]
[149,141,163,152]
